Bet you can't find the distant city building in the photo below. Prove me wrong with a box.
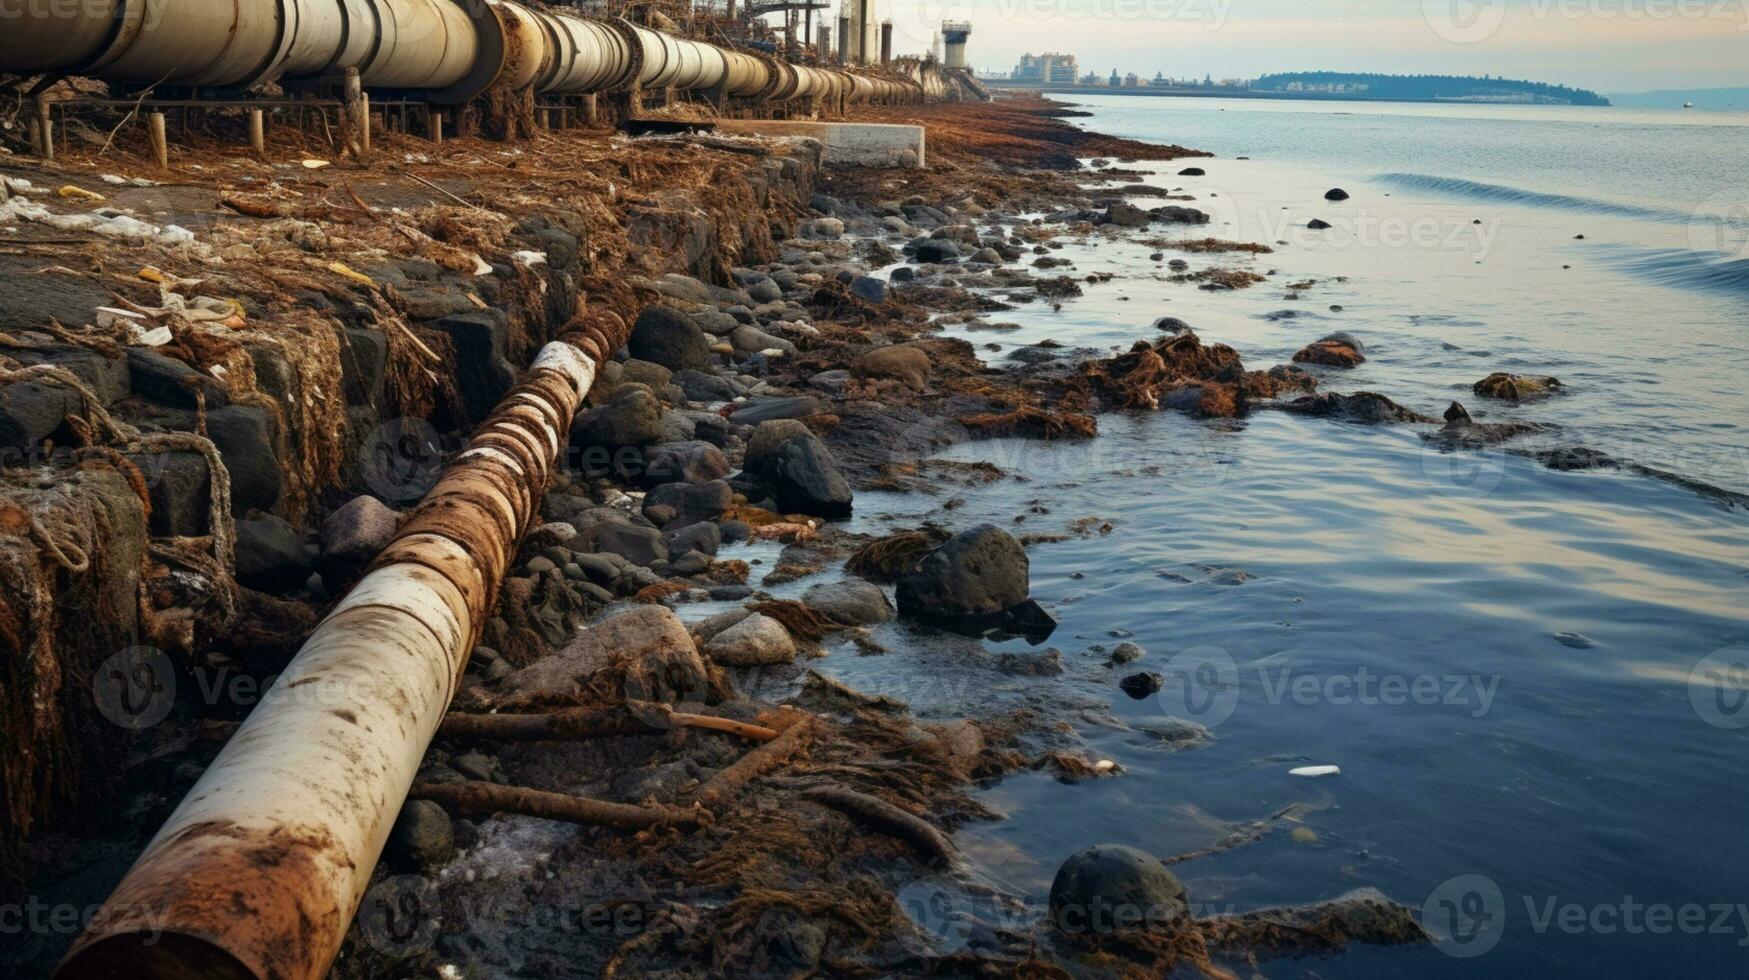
[1150,71,1169,87]
[1108,68,1120,87]
[1123,72,1141,87]
[1013,52,1078,85]
[1079,71,1104,86]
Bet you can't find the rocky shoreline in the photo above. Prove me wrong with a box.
[0,97,1442,977]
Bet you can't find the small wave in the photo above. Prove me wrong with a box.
[1375,173,1695,223]
[1593,245,1749,293]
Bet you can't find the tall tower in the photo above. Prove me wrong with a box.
[942,21,971,69]
[879,18,893,66]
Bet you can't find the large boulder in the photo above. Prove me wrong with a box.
[572,519,667,566]
[1049,844,1188,937]
[897,524,1029,618]
[762,434,853,518]
[1292,332,1367,368]
[638,440,729,487]
[703,613,797,666]
[629,305,712,372]
[643,479,732,526]
[498,605,712,703]
[733,396,828,426]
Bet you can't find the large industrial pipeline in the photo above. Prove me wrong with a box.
[0,0,926,108]
[52,310,630,979]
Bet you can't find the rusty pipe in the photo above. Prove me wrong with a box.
[54,310,631,980]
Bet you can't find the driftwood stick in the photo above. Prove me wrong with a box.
[690,716,817,807]
[438,706,643,741]
[803,786,958,867]
[410,780,699,830]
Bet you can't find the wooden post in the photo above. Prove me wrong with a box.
[583,93,598,127]
[428,109,443,146]
[359,93,372,156]
[342,67,365,160]
[248,108,266,158]
[148,111,169,170]
[35,97,53,161]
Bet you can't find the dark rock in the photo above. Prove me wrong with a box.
[574,520,667,566]
[850,275,887,303]
[732,395,827,426]
[629,305,712,372]
[763,434,853,517]
[574,384,664,448]
[748,278,783,303]
[0,380,79,456]
[432,312,515,425]
[1307,218,1333,230]
[644,479,733,526]
[637,440,729,486]
[1119,672,1164,699]
[1153,317,1193,335]
[913,239,961,264]
[1292,333,1367,368]
[1148,206,1210,225]
[206,405,282,513]
[234,515,311,594]
[896,524,1029,621]
[662,521,722,558]
[1050,844,1188,936]
[126,349,228,409]
[1473,372,1564,402]
[1177,167,1206,176]
[385,799,455,872]
[11,346,130,407]
[339,328,387,407]
[129,450,212,537]
[673,368,741,402]
[1324,188,1350,201]
[1278,391,1432,423]
[1102,204,1151,228]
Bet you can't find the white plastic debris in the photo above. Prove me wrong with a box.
[511,250,548,267]
[1093,759,1117,773]
[1289,765,1341,778]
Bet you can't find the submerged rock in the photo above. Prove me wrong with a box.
[1473,372,1564,401]
[801,579,895,625]
[1292,332,1367,368]
[895,524,1054,639]
[1325,187,1351,201]
[1050,844,1188,936]
[1278,391,1432,424]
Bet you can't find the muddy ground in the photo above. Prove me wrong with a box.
[0,94,1432,978]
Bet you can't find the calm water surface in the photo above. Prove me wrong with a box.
[786,96,1749,976]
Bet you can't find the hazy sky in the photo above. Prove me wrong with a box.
[865,0,1749,91]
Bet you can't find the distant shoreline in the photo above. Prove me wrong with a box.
[984,82,1615,107]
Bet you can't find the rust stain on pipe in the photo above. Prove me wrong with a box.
[56,310,630,980]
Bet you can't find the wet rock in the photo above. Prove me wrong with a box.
[761,434,853,517]
[573,519,667,566]
[1177,166,1206,176]
[385,799,454,872]
[1050,844,1188,936]
[432,311,516,424]
[851,345,930,389]
[629,305,712,372]
[1278,391,1432,423]
[619,358,673,392]
[129,450,211,537]
[1102,204,1151,228]
[809,369,852,396]
[748,278,784,303]
[704,612,797,666]
[1153,316,1193,335]
[1325,187,1351,201]
[801,217,845,240]
[1149,206,1210,225]
[690,309,741,336]
[734,395,827,426]
[644,479,732,526]
[575,384,664,448]
[1554,631,1595,649]
[914,239,961,264]
[850,275,888,303]
[1119,672,1164,699]
[1473,372,1564,402]
[1167,258,1190,271]
[969,247,1002,264]
[896,524,1033,625]
[997,647,1063,676]
[1108,641,1145,665]
[662,520,722,558]
[802,579,895,625]
[235,515,312,594]
[1293,332,1367,368]
[319,495,400,583]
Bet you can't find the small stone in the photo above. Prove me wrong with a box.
[704,613,797,666]
[385,800,455,872]
[1050,844,1188,936]
[1108,641,1145,665]
[1119,672,1163,699]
